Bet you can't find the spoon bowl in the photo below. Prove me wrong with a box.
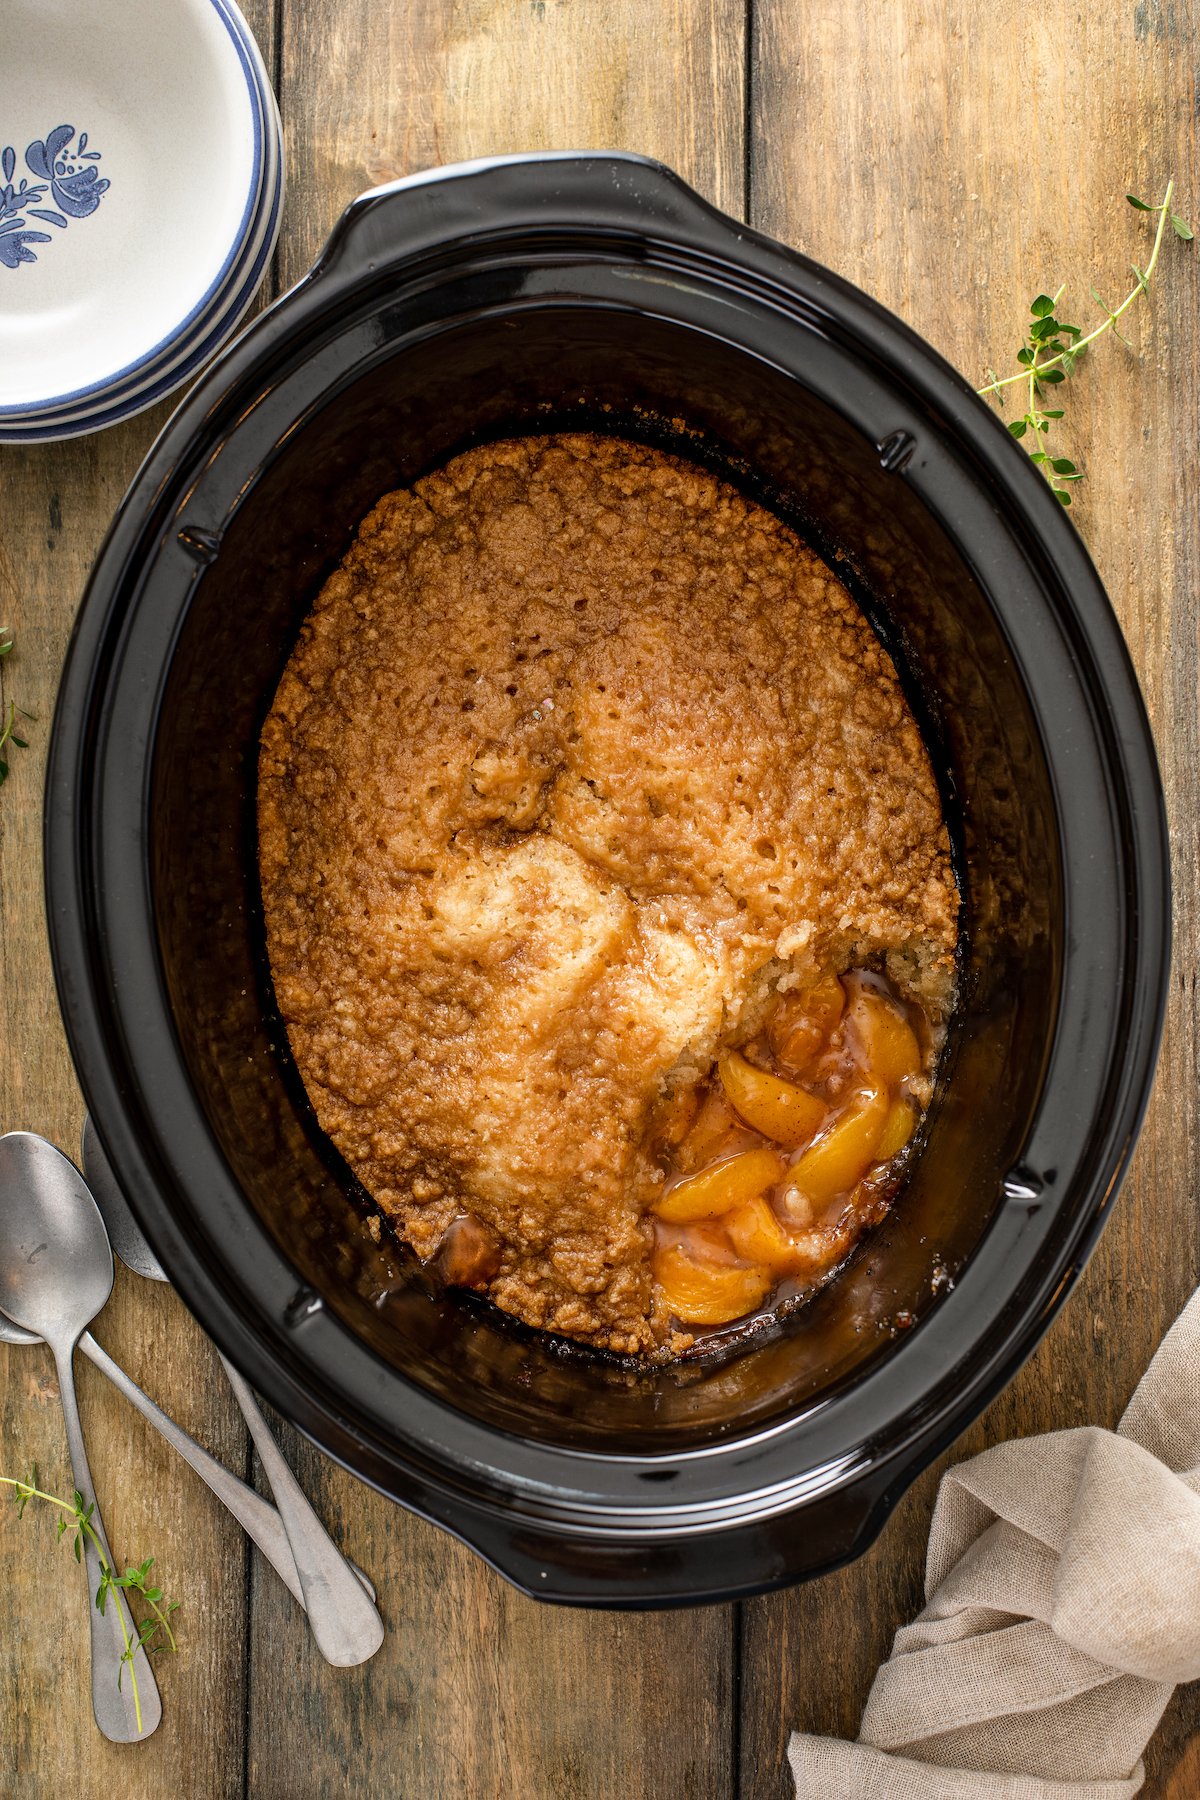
[0,1132,114,1339]
[81,1117,167,1282]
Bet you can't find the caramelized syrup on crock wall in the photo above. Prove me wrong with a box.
[648,970,937,1348]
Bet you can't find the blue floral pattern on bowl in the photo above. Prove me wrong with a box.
[0,125,109,268]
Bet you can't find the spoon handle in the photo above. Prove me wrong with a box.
[50,1342,162,1741]
[78,1330,310,1611]
[216,1352,385,1666]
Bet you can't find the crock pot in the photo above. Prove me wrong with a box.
[45,152,1170,1606]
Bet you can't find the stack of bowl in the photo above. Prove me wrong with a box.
[0,0,282,444]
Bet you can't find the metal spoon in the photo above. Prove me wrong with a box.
[82,1118,384,1667]
[0,1304,375,1615]
[0,1132,161,1740]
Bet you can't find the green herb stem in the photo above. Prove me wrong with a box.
[978,181,1176,400]
[978,181,1192,505]
[2,1472,178,1734]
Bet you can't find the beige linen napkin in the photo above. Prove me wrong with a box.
[789,1288,1200,1798]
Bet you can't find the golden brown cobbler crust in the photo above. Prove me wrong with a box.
[258,434,958,1356]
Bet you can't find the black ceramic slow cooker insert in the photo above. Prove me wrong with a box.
[45,153,1170,1606]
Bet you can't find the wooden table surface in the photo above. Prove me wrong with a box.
[3,2,1199,1794]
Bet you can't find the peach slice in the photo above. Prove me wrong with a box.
[652,1145,786,1224]
[437,1215,502,1289]
[675,1084,745,1170]
[726,1195,802,1274]
[845,986,922,1087]
[718,1050,826,1148]
[876,1096,917,1162]
[774,1215,859,1281]
[654,1241,772,1325]
[768,973,845,1074]
[788,1083,889,1209]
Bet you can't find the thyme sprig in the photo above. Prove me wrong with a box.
[3,1467,179,1734]
[0,626,34,785]
[978,182,1194,505]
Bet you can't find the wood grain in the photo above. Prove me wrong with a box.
[4,0,1200,1794]
[742,3,1200,1794]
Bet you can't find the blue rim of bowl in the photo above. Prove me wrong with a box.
[0,0,269,419]
[0,11,283,440]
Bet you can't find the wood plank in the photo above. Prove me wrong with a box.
[0,4,276,1794]
[248,4,746,1797]
[248,1426,734,1800]
[742,3,1200,1794]
[275,0,747,288]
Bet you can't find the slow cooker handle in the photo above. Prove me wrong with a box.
[431,1462,904,1607]
[308,150,750,291]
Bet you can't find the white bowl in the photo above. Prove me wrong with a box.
[0,0,281,439]
[1,43,283,443]
[6,138,283,439]
[11,132,283,441]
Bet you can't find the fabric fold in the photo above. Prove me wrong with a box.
[789,1286,1200,1798]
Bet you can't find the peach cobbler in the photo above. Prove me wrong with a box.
[258,434,958,1358]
